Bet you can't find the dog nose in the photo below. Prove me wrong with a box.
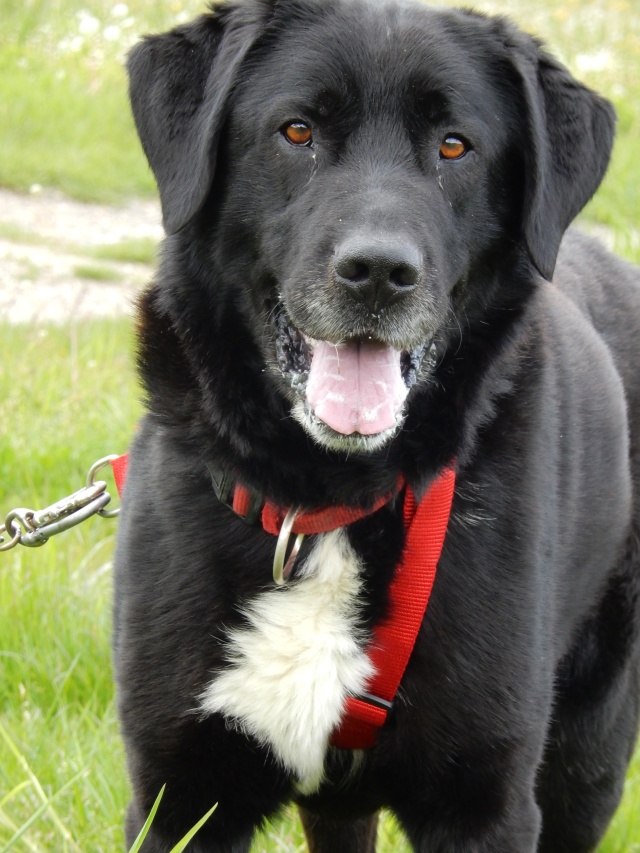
[333,238,422,310]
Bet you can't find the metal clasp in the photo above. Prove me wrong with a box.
[0,454,121,552]
[86,454,121,518]
[273,507,305,585]
[1,484,111,549]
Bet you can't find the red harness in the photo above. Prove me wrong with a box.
[109,455,455,750]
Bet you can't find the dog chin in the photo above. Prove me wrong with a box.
[291,399,403,453]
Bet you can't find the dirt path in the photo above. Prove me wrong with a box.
[0,187,163,324]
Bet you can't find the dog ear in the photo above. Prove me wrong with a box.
[509,37,616,280]
[127,3,270,234]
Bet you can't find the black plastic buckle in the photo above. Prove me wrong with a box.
[205,463,263,526]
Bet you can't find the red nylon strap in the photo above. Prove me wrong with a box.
[110,455,401,536]
[232,484,253,517]
[110,454,129,498]
[330,467,456,749]
[260,480,403,535]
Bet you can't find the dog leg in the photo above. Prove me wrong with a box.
[536,665,640,852]
[120,721,288,853]
[299,807,378,853]
[536,542,640,852]
[395,786,542,852]
[125,798,254,853]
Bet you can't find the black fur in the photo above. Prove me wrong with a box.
[114,0,640,850]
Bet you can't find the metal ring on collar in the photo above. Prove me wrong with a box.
[273,506,305,585]
[86,454,121,518]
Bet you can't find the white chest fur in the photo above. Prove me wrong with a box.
[199,528,374,793]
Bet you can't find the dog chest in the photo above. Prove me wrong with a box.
[198,529,374,793]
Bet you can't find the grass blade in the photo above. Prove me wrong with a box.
[0,783,31,811]
[122,784,216,853]
[169,803,218,853]
[127,786,165,853]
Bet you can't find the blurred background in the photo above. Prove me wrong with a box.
[0,1,639,850]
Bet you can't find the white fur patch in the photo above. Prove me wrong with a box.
[199,529,374,793]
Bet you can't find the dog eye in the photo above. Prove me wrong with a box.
[439,136,467,160]
[283,122,313,146]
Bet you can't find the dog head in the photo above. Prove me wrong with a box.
[128,0,614,454]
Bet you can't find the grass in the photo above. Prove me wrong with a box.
[74,263,124,282]
[89,238,158,266]
[0,43,154,205]
[0,322,139,852]
[0,223,158,267]
[0,223,51,247]
[0,0,202,205]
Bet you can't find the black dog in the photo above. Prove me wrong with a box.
[114,0,640,849]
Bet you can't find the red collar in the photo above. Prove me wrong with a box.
[234,479,404,535]
[109,454,455,750]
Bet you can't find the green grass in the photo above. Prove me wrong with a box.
[0,223,51,246]
[0,43,154,204]
[0,0,207,204]
[74,263,124,282]
[89,238,158,266]
[0,321,139,851]
[0,224,158,267]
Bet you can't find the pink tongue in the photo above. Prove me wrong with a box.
[306,340,408,435]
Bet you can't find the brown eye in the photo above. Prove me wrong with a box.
[283,122,313,146]
[439,136,467,160]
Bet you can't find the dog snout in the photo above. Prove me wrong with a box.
[333,237,422,311]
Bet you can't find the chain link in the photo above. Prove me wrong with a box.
[0,455,120,552]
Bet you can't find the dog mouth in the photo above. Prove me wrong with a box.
[274,309,429,442]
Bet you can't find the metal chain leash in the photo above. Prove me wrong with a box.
[0,456,120,552]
